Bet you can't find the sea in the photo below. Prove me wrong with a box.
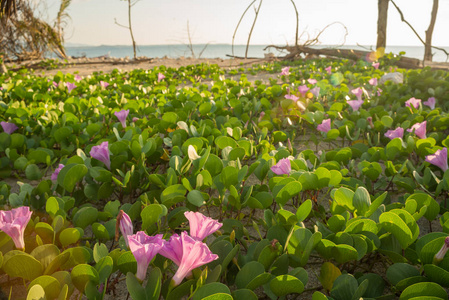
[62,44,449,63]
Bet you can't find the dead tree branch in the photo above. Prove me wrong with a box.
[245,0,263,59]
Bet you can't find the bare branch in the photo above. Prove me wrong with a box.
[114,18,128,29]
[232,0,256,57]
[245,0,263,58]
[289,0,299,46]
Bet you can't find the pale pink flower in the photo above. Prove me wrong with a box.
[317,118,331,133]
[347,100,364,111]
[114,109,129,128]
[1,122,18,134]
[132,117,139,122]
[90,141,111,169]
[307,78,317,85]
[298,85,309,97]
[426,147,448,172]
[372,62,380,69]
[158,73,165,82]
[407,121,427,139]
[405,97,421,110]
[310,86,320,98]
[369,78,378,86]
[434,236,449,264]
[423,97,436,110]
[128,232,164,281]
[280,67,290,76]
[325,66,332,75]
[160,232,218,286]
[351,88,363,101]
[377,89,382,96]
[51,164,64,181]
[285,94,299,102]
[118,210,133,248]
[271,158,291,175]
[385,127,404,140]
[0,207,32,250]
[65,82,76,93]
[184,211,222,241]
[100,81,109,88]
[74,75,82,82]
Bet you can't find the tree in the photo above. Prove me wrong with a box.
[115,0,139,59]
[376,0,389,50]
[424,0,438,61]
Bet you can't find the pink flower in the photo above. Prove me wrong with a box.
[423,97,436,110]
[372,62,380,69]
[298,85,309,97]
[158,73,165,82]
[184,211,222,241]
[74,75,82,82]
[0,206,32,250]
[285,94,299,102]
[369,78,378,86]
[160,232,218,286]
[258,111,265,122]
[307,78,317,85]
[317,118,331,133]
[405,97,421,110]
[347,100,364,111]
[434,236,449,264]
[325,66,332,75]
[90,141,111,169]
[280,67,290,76]
[385,127,404,140]
[426,147,448,172]
[114,109,129,128]
[100,81,109,88]
[51,164,64,181]
[65,82,76,93]
[310,87,320,98]
[132,117,139,122]
[53,81,59,88]
[271,158,291,175]
[118,210,133,248]
[377,89,382,96]
[351,88,363,101]
[128,232,164,281]
[407,121,427,139]
[1,122,18,134]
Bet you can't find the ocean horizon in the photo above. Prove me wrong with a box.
[61,44,449,63]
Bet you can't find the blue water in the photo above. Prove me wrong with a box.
[63,44,449,62]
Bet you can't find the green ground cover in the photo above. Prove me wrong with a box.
[1,54,449,299]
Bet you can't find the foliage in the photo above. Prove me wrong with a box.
[0,55,449,299]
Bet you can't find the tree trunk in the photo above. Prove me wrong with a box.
[424,0,439,61]
[128,0,136,59]
[376,0,389,49]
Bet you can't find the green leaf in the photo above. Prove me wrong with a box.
[269,275,304,296]
[353,186,371,216]
[399,282,448,300]
[187,190,207,207]
[235,261,265,289]
[3,251,43,281]
[161,184,187,208]
[126,272,146,300]
[72,207,98,229]
[145,267,162,300]
[57,164,88,193]
[26,284,46,300]
[386,263,420,286]
[59,227,83,247]
[141,204,164,231]
[192,283,231,300]
[296,199,312,222]
[28,275,60,300]
[330,274,358,300]
[71,264,99,292]
[275,181,302,206]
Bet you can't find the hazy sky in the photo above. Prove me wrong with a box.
[41,0,449,47]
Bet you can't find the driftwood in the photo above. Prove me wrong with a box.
[264,44,423,69]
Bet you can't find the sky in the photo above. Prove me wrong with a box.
[39,0,449,47]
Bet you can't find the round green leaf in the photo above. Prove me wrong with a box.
[3,252,43,281]
[28,275,61,300]
[269,275,304,296]
[192,283,230,300]
[399,282,448,300]
[72,206,98,229]
[70,264,99,292]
